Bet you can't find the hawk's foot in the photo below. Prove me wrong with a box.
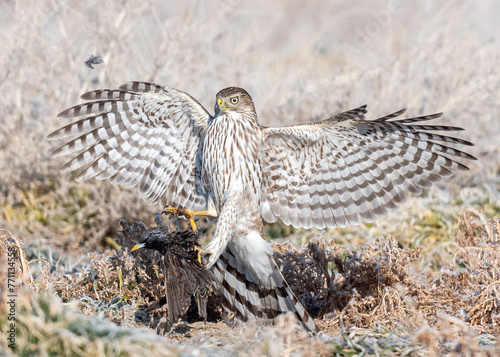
[162,206,218,231]
[163,206,198,231]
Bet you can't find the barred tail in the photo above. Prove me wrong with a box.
[212,244,318,332]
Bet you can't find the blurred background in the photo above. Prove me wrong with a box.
[0,0,498,259]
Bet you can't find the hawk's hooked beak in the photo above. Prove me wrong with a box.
[130,243,145,252]
[217,98,231,111]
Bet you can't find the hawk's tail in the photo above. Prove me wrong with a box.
[212,244,318,332]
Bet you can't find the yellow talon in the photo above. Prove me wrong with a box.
[195,246,203,264]
[164,206,198,230]
[163,206,218,232]
[188,216,198,231]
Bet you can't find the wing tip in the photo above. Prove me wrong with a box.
[57,109,69,118]
[47,130,60,140]
[118,81,163,92]
[50,147,63,157]
[118,82,136,91]
[80,91,93,100]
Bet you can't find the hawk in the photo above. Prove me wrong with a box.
[48,82,476,332]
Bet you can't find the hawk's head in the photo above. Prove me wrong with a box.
[214,87,255,115]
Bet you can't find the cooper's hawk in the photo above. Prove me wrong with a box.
[48,82,476,332]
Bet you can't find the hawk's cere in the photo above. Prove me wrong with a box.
[48,82,476,332]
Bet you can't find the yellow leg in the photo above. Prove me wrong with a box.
[194,246,204,264]
[163,206,217,231]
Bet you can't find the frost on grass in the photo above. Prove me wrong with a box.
[1,208,499,355]
[276,209,500,336]
[0,229,185,356]
[275,234,422,329]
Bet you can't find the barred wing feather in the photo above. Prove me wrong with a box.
[261,106,476,229]
[48,82,212,210]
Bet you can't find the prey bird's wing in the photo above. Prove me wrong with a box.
[164,254,193,323]
[48,82,212,210]
[261,106,476,229]
[164,249,216,322]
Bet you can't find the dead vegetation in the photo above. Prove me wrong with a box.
[275,209,500,341]
[1,208,499,355]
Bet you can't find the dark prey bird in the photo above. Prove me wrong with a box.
[131,223,216,323]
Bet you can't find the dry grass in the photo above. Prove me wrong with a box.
[276,209,500,338]
[0,0,499,355]
[1,209,500,355]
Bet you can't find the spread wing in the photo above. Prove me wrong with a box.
[48,82,212,210]
[260,105,477,229]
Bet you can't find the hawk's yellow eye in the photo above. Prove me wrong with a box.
[230,97,239,105]
[217,98,223,106]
